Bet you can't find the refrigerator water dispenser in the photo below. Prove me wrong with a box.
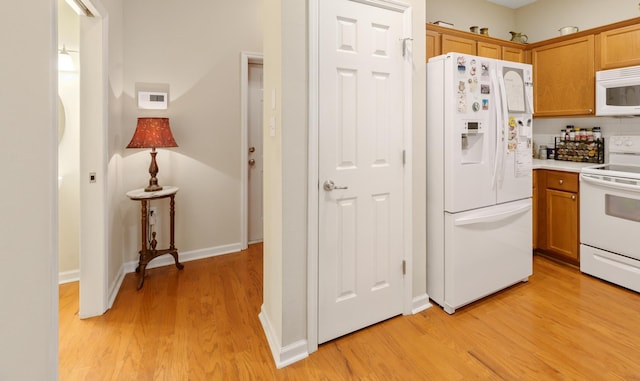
[461,121,484,164]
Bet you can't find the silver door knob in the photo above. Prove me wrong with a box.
[248,159,256,166]
[323,180,348,191]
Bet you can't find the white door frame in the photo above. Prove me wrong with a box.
[78,0,109,318]
[240,52,264,250]
[307,0,413,353]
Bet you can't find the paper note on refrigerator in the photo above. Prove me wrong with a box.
[503,70,525,112]
[515,146,532,177]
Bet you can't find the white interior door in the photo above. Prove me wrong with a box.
[248,63,264,243]
[318,0,406,343]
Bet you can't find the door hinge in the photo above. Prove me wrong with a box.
[402,150,406,166]
[402,260,406,275]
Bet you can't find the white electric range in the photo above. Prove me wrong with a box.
[580,136,640,293]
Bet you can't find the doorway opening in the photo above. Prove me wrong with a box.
[240,52,264,249]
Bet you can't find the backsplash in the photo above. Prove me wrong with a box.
[533,116,640,162]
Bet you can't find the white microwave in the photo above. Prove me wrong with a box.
[596,65,640,116]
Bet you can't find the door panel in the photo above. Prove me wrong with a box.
[318,0,405,344]
[248,63,263,243]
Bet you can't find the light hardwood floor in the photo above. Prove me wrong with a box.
[59,244,640,380]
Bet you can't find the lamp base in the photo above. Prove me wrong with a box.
[144,184,163,192]
[144,149,163,192]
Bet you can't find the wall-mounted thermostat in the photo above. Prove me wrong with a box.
[138,91,168,110]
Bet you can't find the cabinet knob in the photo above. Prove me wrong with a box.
[571,195,576,200]
[559,179,564,185]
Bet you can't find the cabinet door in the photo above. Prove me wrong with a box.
[502,46,524,63]
[531,35,595,117]
[546,188,579,263]
[599,24,640,70]
[477,41,501,59]
[441,34,476,55]
[426,29,441,62]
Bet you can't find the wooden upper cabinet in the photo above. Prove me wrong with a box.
[502,46,525,63]
[531,35,595,117]
[598,24,640,70]
[426,29,441,62]
[477,41,501,59]
[441,34,476,56]
[426,24,527,63]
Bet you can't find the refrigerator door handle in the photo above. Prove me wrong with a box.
[496,67,509,183]
[490,68,505,189]
[453,203,531,226]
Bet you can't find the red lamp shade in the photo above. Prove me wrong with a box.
[127,117,178,192]
[126,117,178,149]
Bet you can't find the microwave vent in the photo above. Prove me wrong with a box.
[597,65,640,81]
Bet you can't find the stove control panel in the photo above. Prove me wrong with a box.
[609,136,640,154]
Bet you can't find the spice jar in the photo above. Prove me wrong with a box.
[593,127,602,140]
[538,145,547,160]
[586,128,594,141]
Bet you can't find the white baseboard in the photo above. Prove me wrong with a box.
[108,264,126,309]
[123,242,243,274]
[259,305,309,368]
[58,269,80,284]
[411,293,432,314]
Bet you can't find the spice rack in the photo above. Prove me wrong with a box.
[554,137,604,164]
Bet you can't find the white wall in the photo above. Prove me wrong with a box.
[426,0,517,41]
[0,0,58,378]
[411,0,428,308]
[104,0,126,300]
[262,0,285,357]
[119,0,263,263]
[532,116,640,163]
[516,0,640,42]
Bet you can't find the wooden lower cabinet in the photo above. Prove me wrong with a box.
[545,188,579,263]
[533,170,580,265]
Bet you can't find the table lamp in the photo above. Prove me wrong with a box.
[126,117,178,192]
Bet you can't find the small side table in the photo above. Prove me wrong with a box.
[126,186,183,289]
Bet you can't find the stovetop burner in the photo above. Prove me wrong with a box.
[591,164,640,174]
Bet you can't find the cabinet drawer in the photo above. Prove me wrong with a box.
[546,171,578,192]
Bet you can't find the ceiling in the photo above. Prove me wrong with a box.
[487,0,538,9]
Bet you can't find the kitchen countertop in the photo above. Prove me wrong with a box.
[532,159,596,173]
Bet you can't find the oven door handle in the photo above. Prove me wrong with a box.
[581,173,640,192]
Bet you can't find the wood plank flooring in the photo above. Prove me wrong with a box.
[59,244,640,380]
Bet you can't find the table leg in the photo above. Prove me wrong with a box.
[138,200,148,289]
[169,195,184,270]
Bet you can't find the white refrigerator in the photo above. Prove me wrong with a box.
[427,53,534,314]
